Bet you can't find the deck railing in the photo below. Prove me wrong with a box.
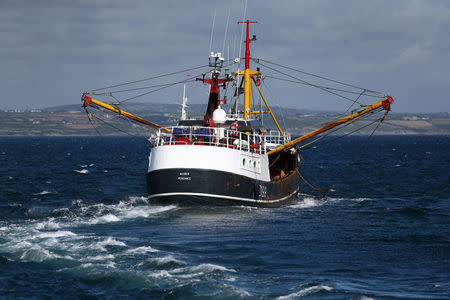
[150,126,291,155]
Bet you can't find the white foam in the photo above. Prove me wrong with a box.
[125,245,159,254]
[20,247,52,262]
[277,285,333,299]
[291,197,322,208]
[175,273,204,279]
[8,176,13,180]
[352,197,372,202]
[94,237,126,252]
[72,199,83,206]
[36,230,76,239]
[122,205,176,219]
[147,255,184,266]
[80,263,94,268]
[13,240,33,249]
[90,214,120,224]
[79,261,116,269]
[74,169,89,174]
[189,263,236,273]
[128,195,149,204]
[149,270,172,278]
[18,245,71,262]
[87,254,115,261]
[84,204,176,225]
[34,190,55,195]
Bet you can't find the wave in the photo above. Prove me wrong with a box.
[73,169,89,174]
[125,246,159,255]
[94,237,127,252]
[27,195,178,226]
[277,285,333,299]
[0,195,177,267]
[33,190,56,195]
[84,204,177,225]
[1,203,247,298]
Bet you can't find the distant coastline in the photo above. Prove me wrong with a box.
[1,103,449,136]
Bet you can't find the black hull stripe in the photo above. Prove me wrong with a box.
[148,187,300,204]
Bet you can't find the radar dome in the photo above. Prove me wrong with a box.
[212,107,226,124]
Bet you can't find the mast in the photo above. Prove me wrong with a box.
[196,52,232,125]
[237,20,259,119]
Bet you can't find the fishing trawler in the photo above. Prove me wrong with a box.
[81,21,393,207]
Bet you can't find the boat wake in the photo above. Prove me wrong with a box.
[291,194,375,209]
[0,194,249,296]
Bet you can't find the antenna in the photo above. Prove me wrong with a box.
[209,9,216,56]
[181,84,188,121]
[235,0,248,116]
[238,0,248,67]
[222,9,230,57]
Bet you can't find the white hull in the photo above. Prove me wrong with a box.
[148,145,271,182]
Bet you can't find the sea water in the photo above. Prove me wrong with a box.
[0,136,448,299]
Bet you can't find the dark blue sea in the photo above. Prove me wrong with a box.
[0,136,448,299]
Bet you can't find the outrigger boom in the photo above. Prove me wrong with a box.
[267,96,394,156]
[81,93,171,133]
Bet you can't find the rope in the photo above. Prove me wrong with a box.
[299,169,331,192]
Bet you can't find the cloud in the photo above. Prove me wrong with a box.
[0,0,449,112]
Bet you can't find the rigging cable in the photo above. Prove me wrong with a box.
[264,75,381,99]
[89,64,210,92]
[116,73,201,103]
[106,60,237,103]
[299,109,390,199]
[296,108,385,150]
[261,77,288,134]
[256,58,385,96]
[253,59,366,105]
[84,108,149,177]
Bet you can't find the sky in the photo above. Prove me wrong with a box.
[1,0,449,113]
